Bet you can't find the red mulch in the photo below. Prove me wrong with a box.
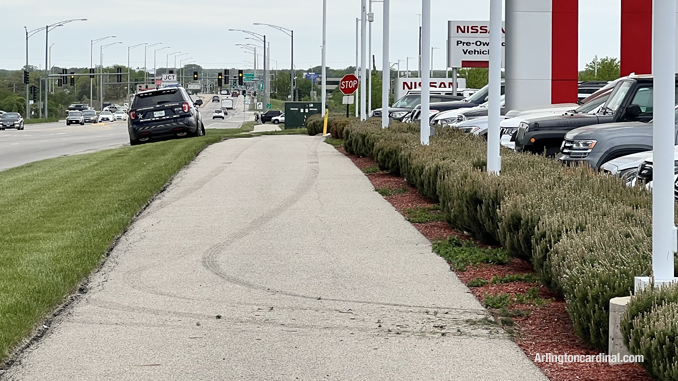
[337,147,653,381]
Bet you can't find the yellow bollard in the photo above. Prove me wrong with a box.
[322,109,329,135]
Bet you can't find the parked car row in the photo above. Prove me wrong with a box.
[398,73,677,195]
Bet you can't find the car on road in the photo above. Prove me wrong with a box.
[114,110,127,121]
[98,111,114,123]
[67,104,89,112]
[271,113,285,124]
[66,111,85,126]
[128,86,205,145]
[212,96,220,102]
[82,110,98,123]
[371,93,466,121]
[0,112,24,130]
[231,91,240,97]
[213,109,226,119]
[260,110,282,124]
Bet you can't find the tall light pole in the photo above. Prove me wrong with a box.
[487,0,502,172]
[144,43,161,84]
[100,41,121,111]
[91,35,115,107]
[44,18,86,118]
[25,25,50,119]
[179,57,193,86]
[48,43,54,93]
[253,22,294,101]
[127,43,146,97]
[237,44,257,75]
[355,17,360,118]
[382,0,390,128]
[154,46,170,83]
[245,37,270,105]
[431,46,439,77]
[174,52,188,72]
[321,0,327,116]
[229,29,268,109]
[166,51,181,74]
[420,0,431,144]
[406,57,414,78]
[360,0,368,120]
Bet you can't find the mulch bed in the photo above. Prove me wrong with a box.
[339,147,652,381]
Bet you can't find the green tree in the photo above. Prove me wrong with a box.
[578,56,620,81]
[457,68,489,89]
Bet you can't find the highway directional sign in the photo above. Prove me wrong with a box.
[244,73,255,82]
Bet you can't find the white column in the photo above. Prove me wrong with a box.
[420,0,431,144]
[381,0,390,128]
[368,0,373,117]
[651,0,677,282]
[360,0,368,121]
[321,0,327,116]
[487,0,502,173]
[355,18,360,118]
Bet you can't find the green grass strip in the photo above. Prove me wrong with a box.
[0,127,247,362]
[432,236,509,271]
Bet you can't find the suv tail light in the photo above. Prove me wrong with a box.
[129,110,137,119]
[182,102,190,113]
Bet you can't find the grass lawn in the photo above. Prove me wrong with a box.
[0,127,251,363]
[269,98,285,111]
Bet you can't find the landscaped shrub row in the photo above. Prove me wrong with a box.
[340,121,678,376]
[304,114,354,137]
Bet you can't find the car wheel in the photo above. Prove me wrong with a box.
[130,138,140,146]
[81,122,84,125]
[273,119,279,124]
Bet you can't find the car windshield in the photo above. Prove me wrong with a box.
[83,111,96,116]
[465,85,490,103]
[68,111,82,117]
[575,94,609,113]
[601,81,632,115]
[392,95,422,108]
[115,111,124,114]
[101,111,112,115]
[133,89,183,108]
[214,110,222,113]
[1,113,20,119]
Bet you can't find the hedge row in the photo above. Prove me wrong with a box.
[622,284,678,380]
[305,114,353,138]
[340,121,676,359]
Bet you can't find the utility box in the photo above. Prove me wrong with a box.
[284,102,321,129]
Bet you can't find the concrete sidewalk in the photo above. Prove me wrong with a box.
[4,136,546,380]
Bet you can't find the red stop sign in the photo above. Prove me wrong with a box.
[339,74,359,95]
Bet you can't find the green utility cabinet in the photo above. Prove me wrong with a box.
[284,102,321,129]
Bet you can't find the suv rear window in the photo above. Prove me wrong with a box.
[133,89,184,108]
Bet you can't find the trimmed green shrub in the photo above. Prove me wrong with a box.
[305,114,324,136]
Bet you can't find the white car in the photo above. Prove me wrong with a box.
[114,111,127,121]
[271,113,285,124]
[98,111,114,122]
[213,109,226,119]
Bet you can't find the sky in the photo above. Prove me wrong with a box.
[0,0,621,73]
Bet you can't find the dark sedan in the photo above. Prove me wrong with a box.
[82,110,98,123]
[0,112,24,130]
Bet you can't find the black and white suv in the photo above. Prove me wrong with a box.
[128,87,205,145]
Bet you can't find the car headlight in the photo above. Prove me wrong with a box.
[436,118,455,126]
[460,126,481,134]
[390,111,408,118]
[454,114,466,123]
[571,140,597,150]
[519,122,530,132]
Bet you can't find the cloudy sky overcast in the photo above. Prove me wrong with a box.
[1,0,620,73]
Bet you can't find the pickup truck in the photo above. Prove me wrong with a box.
[514,74,669,156]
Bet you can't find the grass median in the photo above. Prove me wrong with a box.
[0,127,249,364]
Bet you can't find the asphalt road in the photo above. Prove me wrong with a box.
[0,95,251,173]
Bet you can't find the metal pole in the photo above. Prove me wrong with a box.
[452,68,458,94]
[38,78,42,118]
[322,0,327,117]
[381,0,390,128]
[90,40,94,106]
[368,0,373,117]
[651,0,677,283]
[360,0,367,121]
[44,25,49,119]
[355,18,360,118]
[144,46,147,84]
[420,0,430,144]
[263,35,268,110]
[25,28,30,119]
[487,0,502,173]
[128,46,131,97]
[100,45,103,110]
[291,30,294,101]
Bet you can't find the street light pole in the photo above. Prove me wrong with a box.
[253,23,294,101]
[44,18,86,119]
[24,25,47,119]
[229,29,268,109]
[360,0,367,120]
[382,0,390,129]
[166,51,181,74]
[355,17,360,118]
[127,43,146,98]
[144,43,161,84]
[431,46,439,77]
[154,46,170,84]
[322,0,327,116]
[100,41,121,111]
[174,53,188,73]
[91,35,115,107]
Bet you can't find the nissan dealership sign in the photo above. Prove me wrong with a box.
[394,78,467,100]
[447,21,505,68]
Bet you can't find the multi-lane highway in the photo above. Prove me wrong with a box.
[0,94,252,172]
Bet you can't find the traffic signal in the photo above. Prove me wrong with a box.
[89,68,94,78]
[217,72,223,87]
[253,91,257,97]
[238,70,243,86]
[168,70,174,74]
[225,69,230,78]
[116,67,122,83]
[62,68,68,85]
[193,71,198,81]
[58,78,63,87]
[242,89,246,97]
[30,85,36,101]
[23,70,29,84]
[70,72,75,86]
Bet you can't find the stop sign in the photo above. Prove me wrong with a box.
[339,74,359,95]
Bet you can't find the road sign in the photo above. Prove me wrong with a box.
[244,73,255,82]
[266,103,271,109]
[187,83,201,90]
[342,95,355,105]
[339,74,359,95]
[259,82,264,90]
[161,73,177,82]
[257,102,263,110]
